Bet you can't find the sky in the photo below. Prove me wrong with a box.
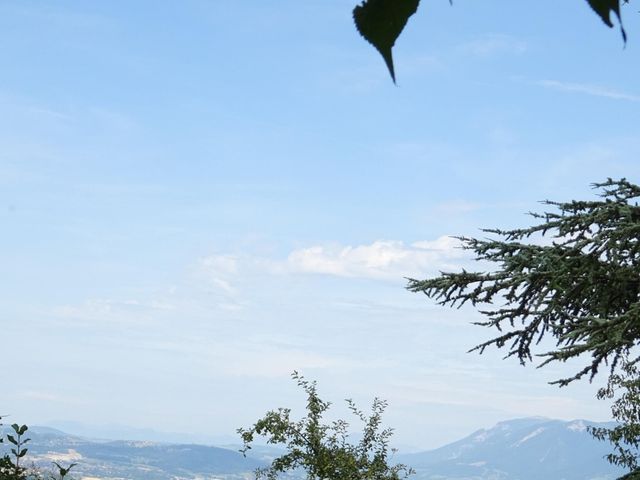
[1,0,640,451]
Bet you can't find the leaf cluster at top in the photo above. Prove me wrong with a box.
[353,0,631,82]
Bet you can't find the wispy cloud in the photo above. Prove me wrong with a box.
[19,390,85,405]
[537,80,640,102]
[385,378,586,420]
[50,298,175,327]
[459,34,527,57]
[200,254,241,295]
[218,347,352,378]
[432,200,482,215]
[288,237,468,280]
[199,236,470,285]
[197,253,283,302]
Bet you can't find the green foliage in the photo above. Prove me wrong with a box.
[0,420,29,480]
[408,178,640,387]
[407,178,640,476]
[586,0,627,41]
[0,416,76,480]
[353,0,631,82]
[353,0,420,83]
[238,371,413,480]
[50,462,76,480]
[590,359,640,476]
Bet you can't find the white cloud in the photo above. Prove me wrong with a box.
[200,253,239,275]
[287,236,468,280]
[537,79,640,102]
[198,236,470,285]
[198,253,284,300]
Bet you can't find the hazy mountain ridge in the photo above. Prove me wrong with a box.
[397,417,624,480]
[1,418,626,480]
[2,426,265,480]
[46,422,240,447]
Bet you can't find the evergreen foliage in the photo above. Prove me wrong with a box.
[590,359,640,478]
[238,372,413,480]
[408,178,640,386]
[407,179,640,476]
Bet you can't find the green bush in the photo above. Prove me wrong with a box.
[238,372,413,480]
[0,416,76,480]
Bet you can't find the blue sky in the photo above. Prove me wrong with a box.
[1,0,640,450]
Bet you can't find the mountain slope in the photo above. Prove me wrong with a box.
[397,417,625,480]
[3,418,628,479]
[9,427,265,480]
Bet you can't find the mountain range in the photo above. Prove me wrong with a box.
[397,417,625,480]
[3,426,263,480]
[2,417,626,480]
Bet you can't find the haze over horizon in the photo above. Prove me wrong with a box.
[16,416,610,453]
[2,1,640,451]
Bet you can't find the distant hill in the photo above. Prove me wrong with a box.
[4,426,265,480]
[1,418,628,479]
[45,421,239,446]
[397,417,625,480]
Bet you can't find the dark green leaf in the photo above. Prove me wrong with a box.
[6,435,17,446]
[586,0,627,42]
[353,0,420,83]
